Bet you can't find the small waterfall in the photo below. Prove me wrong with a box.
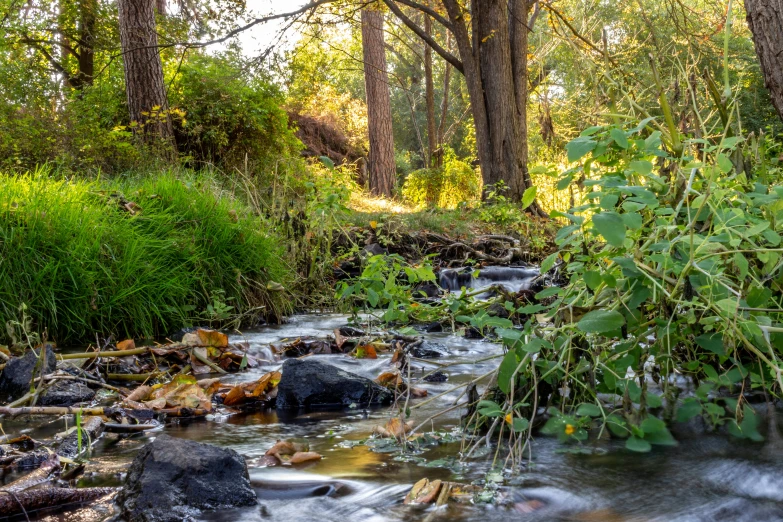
[438,266,540,293]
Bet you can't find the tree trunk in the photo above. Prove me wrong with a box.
[424,15,438,168]
[390,0,542,210]
[118,0,174,141]
[745,0,783,123]
[76,0,95,87]
[436,33,452,168]
[361,6,396,197]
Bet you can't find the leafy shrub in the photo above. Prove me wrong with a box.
[0,169,292,344]
[170,54,303,175]
[401,150,481,209]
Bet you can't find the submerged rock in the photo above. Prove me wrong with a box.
[38,380,95,407]
[118,434,257,522]
[0,346,57,403]
[276,358,394,410]
[410,342,448,359]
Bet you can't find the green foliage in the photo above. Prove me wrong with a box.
[170,54,302,174]
[0,169,292,344]
[401,151,481,209]
[337,254,436,324]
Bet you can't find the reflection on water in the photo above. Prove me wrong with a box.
[30,314,783,522]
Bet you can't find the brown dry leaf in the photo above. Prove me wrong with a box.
[373,418,414,439]
[142,397,167,410]
[196,329,228,348]
[288,451,322,464]
[265,441,297,457]
[150,375,213,411]
[117,339,136,351]
[375,371,405,389]
[334,328,348,350]
[353,344,377,359]
[250,371,281,397]
[125,385,152,403]
[223,386,246,407]
[404,478,442,505]
[410,387,428,398]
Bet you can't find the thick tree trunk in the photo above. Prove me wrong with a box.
[361,7,396,197]
[424,15,438,167]
[745,0,783,122]
[118,0,174,141]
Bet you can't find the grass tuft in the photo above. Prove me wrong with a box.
[0,168,291,345]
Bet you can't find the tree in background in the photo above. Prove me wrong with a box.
[361,4,396,197]
[384,0,544,213]
[745,0,783,123]
[118,0,174,141]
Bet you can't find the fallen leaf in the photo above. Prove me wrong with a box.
[196,329,228,348]
[125,385,152,403]
[288,451,322,464]
[373,418,414,439]
[222,386,246,407]
[353,344,377,359]
[404,478,442,505]
[375,371,404,389]
[117,339,136,351]
[410,387,428,398]
[265,440,297,457]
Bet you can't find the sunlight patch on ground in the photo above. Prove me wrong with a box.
[348,192,416,214]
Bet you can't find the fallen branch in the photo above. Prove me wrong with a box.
[0,487,117,517]
[59,347,149,360]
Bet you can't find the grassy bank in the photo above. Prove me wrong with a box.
[0,169,292,345]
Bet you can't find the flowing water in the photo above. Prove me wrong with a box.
[10,269,783,521]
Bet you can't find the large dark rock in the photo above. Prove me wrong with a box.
[0,346,57,403]
[38,380,95,407]
[276,358,394,410]
[118,434,257,522]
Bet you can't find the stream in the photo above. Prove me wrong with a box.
[6,268,783,522]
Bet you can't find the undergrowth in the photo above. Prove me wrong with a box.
[0,168,291,345]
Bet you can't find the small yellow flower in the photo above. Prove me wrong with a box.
[369,221,378,229]
[505,413,513,425]
[565,424,576,436]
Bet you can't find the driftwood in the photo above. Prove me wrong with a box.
[57,416,104,459]
[2,456,60,493]
[0,487,117,517]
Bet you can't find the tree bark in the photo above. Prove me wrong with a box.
[361,6,396,197]
[386,0,544,213]
[75,0,96,87]
[118,0,174,141]
[745,0,783,123]
[424,15,438,167]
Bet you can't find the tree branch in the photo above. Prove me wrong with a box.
[382,0,464,74]
[388,0,453,30]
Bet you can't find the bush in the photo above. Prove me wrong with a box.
[0,169,292,344]
[401,152,481,209]
[170,55,303,175]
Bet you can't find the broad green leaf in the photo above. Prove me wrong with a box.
[540,252,559,273]
[521,186,538,210]
[577,310,626,334]
[629,160,653,176]
[610,128,629,149]
[584,270,603,291]
[512,417,530,432]
[566,137,597,163]
[576,403,602,417]
[592,211,627,247]
[695,333,724,355]
[497,350,519,395]
[626,436,652,452]
[640,416,666,434]
[676,399,702,423]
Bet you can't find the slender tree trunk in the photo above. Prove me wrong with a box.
[745,0,783,123]
[155,0,167,15]
[361,6,396,197]
[76,0,95,87]
[424,15,437,168]
[118,0,174,141]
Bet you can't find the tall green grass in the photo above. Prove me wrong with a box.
[0,168,291,344]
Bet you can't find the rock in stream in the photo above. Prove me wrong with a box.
[0,345,56,403]
[276,358,394,411]
[117,434,257,522]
